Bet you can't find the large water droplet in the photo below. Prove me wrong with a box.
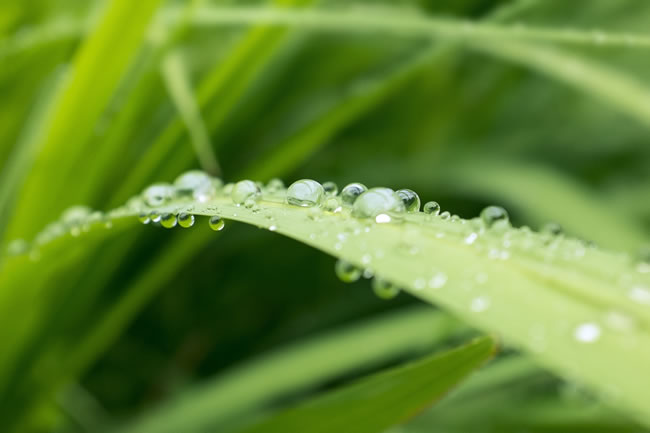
[160,213,177,229]
[423,201,440,216]
[286,179,324,207]
[335,259,361,283]
[178,213,195,228]
[574,322,601,343]
[352,187,405,219]
[340,183,368,206]
[481,206,509,228]
[396,189,420,212]
[174,170,211,195]
[143,183,174,207]
[232,180,260,205]
[372,277,400,299]
[209,216,225,231]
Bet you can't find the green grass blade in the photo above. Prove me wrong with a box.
[117,307,466,433]
[234,336,495,433]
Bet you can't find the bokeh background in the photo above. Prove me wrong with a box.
[0,0,649,432]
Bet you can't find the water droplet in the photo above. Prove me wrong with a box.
[244,198,257,209]
[160,213,177,229]
[396,189,420,212]
[542,222,563,236]
[428,272,447,289]
[574,322,601,343]
[335,260,361,283]
[209,216,225,231]
[323,197,342,213]
[178,213,195,228]
[266,178,285,192]
[143,183,174,207]
[480,206,509,228]
[439,211,451,220]
[470,296,490,312]
[340,183,368,206]
[372,277,400,299]
[465,232,478,244]
[423,201,440,216]
[138,212,151,224]
[322,181,338,196]
[352,188,405,219]
[61,205,92,224]
[628,286,650,305]
[286,179,324,207]
[174,170,211,195]
[150,211,161,223]
[232,180,260,205]
[268,225,277,232]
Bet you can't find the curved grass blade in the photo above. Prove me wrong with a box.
[9,176,650,427]
[233,336,495,433]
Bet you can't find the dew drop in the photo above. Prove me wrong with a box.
[352,188,405,219]
[143,183,174,207]
[335,259,361,283]
[178,213,195,228]
[138,212,151,224]
[323,197,342,213]
[232,180,260,205]
[542,222,563,236]
[340,183,368,206]
[396,189,420,212]
[286,179,324,207]
[244,198,257,209]
[174,170,212,196]
[61,205,92,225]
[322,181,338,196]
[266,178,285,192]
[439,211,451,220]
[160,213,177,229]
[428,272,448,289]
[209,216,225,231]
[480,206,509,228]
[628,286,650,305]
[150,211,161,223]
[423,201,440,216]
[372,277,400,300]
[470,296,490,312]
[465,232,478,244]
[574,322,601,343]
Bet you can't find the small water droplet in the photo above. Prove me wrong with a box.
[244,198,257,209]
[286,179,324,207]
[375,213,391,224]
[150,211,161,223]
[340,183,368,206]
[396,189,420,212]
[480,206,509,229]
[138,212,151,224]
[178,213,195,228]
[541,222,563,236]
[335,260,361,283]
[372,277,400,299]
[232,180,260,205]
[574,322,601,343]
[628,286,650,305]
[428,272,447,289]
[174,170,212,196]
[439,211,451,220]
[423,201,440,216]
[160,213,177,229]
[269,225,277,232]
[266,178,285,192]
[322,181,338,196]
[465,232,478,244]
[323,197,342,213]
[143,183,174,207]
[470,296,490,312]
[209,216,225,231]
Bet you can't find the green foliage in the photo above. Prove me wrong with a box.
[0,0,649,432]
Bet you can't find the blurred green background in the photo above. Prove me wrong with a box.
[0,0,649,432]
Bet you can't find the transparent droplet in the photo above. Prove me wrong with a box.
[423,201,440,216]
[61,205,92,225]
[439,211,451,220]
[178,213,195,228]
[149,211,161,223]
[231,180,260,205]
[138,212,150,224]
[542,222,563,236]
[174,170,212,195]
[322,181,338,196]
[428,272,447,289]
[481,206,509,228]
[209,216,225,231]
[286,179,324,207]
[266,178,285,193]
[372,277,400,299]
[340,183,368,206]
[352,187,405,219]
[470,296,490,312]
[244,198,257,209]
[160,213,177,229]
[143,183,174,207]
[335,259,361,283]
[396,189,420,212]
[323,197,342,213]
[574,322,601,343]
